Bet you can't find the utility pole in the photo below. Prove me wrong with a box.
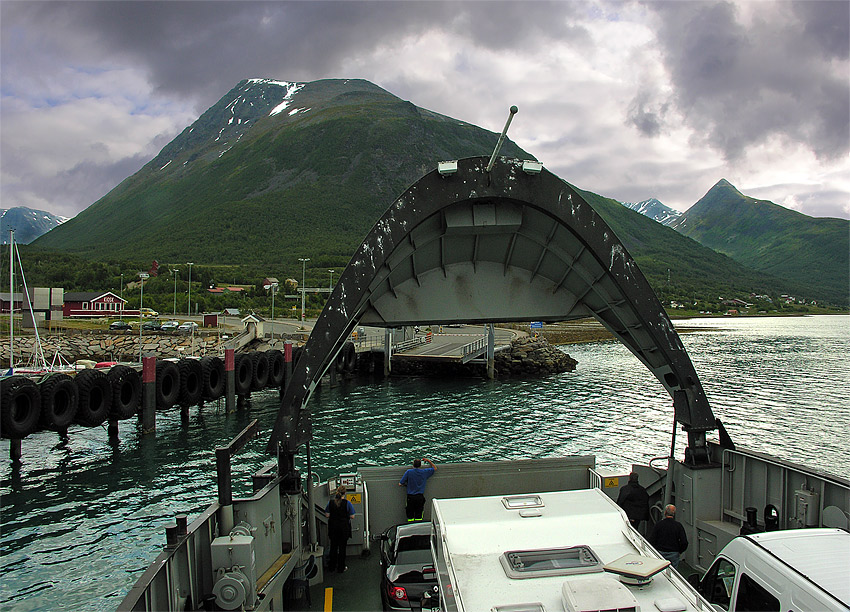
[139,272,149,362]
[187,262,194,317]
[299,258,310,322]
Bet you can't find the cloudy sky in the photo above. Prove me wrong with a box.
[1,0,848,221]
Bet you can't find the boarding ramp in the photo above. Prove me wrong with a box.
[358,456,595,543]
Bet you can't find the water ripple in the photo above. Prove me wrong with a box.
[0,316,847,611]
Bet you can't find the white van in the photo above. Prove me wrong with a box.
[696,528,849,611]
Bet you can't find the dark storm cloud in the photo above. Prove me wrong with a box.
[641,0,849,161]
[3,1,585,113]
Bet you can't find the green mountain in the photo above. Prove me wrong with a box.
[33,78,530,267]
[29,78,844,307]
[671,179,849,304]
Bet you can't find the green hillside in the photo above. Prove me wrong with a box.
[575,187,783,300]
[34,79,530,267]
[671,180,849,304]
[30,78,846,308]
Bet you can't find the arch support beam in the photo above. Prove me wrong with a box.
[268,157,718,457]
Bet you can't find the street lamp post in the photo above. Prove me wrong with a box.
[119,273,124,320]
[187,262,194,317]
[139,272,149,362]
[270,282,278,320]
[298,257,310,322]
[172,268,178,316]
[328,269,334,293]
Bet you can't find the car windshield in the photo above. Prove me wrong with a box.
[395,534,432,565]
[396,548,432,565]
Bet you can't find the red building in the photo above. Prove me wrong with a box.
[63,291,131,318]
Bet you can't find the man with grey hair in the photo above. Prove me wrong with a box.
[648,504,688,569]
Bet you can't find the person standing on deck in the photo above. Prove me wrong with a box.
[649,504,688,569]
[325,485,355,573]
[399,458,437,521]
[616,472,650,529]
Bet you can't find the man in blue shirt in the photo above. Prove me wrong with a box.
[399,457,437,521]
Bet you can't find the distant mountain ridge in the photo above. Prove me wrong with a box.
[1,207,68,244]
[620,198,681,225]
[671,179,848,304]
[30,78,846,306]
[33,78,531,266]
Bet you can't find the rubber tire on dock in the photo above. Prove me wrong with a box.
[343,341,357,373]
[250,351,269,391]
[1,376,41,439]
[266,350,285,388]
[39,373,78,431]
[75,369,111,427]
[200,356,225,400]
[155,360,180,409]
[106,365,141,420]
[234,353,253,396]
[178,359,203,406]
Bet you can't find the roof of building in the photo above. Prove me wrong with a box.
[64,291,124,303]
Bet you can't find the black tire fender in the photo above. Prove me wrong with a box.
[266,350,285,388]
[200,356,225,400]
[178,359,203,406]
[75,369,111,427]
[155,360,180,409]
[107,365,141,420]
[1,376,41,439]
[343,341,357,373]
[39,373,78,431]
[234,353,253,396]
[250,351,269,391]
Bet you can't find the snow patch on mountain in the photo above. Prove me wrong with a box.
[621,198,682,226]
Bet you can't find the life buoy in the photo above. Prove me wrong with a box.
[1,376,41,439]
[200,356,225,400]
[178,359,203,406]
[75,369,111,427]
[234,353,253,396]
[155,360,180,409]
[266,350,285,388]
[39,373,78,431]
[250,351,269,391]
[343,341,357,373]
[106,365,141,420]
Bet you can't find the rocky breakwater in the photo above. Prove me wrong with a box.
[0,330,222,363]
[494,336,578,377]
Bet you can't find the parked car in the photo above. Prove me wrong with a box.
[177,321,198,333]
[160,320,180,332]
[141,320,161,331]
[140,308,159,317]
[380,522,439,611]
[109,320,131,331]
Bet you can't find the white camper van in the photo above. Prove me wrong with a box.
[430,488,712,612]
[696,528,850,612]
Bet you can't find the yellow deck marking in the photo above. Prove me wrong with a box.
[324,587,333,611]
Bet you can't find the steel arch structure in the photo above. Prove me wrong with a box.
[268,156,719,457]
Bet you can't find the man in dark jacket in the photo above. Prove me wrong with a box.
[649,504,688,569]
[616,472,650,529]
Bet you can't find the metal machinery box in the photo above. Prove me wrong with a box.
[211,535,257,610]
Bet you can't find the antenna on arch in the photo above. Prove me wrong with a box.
[485,105,518,172]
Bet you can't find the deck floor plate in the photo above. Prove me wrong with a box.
[309,552,383,611]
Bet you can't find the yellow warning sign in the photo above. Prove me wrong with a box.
[604,477,619,488]
[349,493,362,504]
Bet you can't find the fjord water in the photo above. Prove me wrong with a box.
[1,315,848,611]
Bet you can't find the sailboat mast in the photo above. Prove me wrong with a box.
[9,229,14,369]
